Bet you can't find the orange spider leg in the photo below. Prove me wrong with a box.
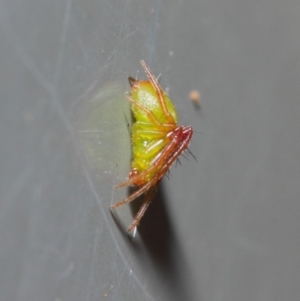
[140,60,175,125]
[148,126,193,184]
[149,126,193,183]
[110,180,153,208]
[127,184,157,232]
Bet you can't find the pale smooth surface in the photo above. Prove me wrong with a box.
[1,0,300,301]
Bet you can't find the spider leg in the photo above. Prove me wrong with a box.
[110,180,154,209]
[114,180,132,189]
[151,127,193,182]
[186,147,198,162]
[127,183,158,232]
[140,60,175,125]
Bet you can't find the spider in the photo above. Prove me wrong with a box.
[110,60,193,232]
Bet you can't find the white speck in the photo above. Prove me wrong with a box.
[133,227,137,238]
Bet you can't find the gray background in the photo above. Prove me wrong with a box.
[1,0,300,300]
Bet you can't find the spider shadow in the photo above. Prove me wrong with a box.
[128,180,198,301]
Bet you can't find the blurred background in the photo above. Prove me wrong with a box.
[1,0,300,300]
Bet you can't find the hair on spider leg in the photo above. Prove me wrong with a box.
[163,169,171,180]
[156,73,162,83]
[175,157,182,167]
[186,147,198,162]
